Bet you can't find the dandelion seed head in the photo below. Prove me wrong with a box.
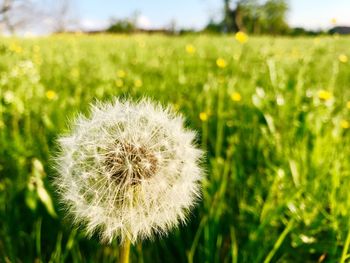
[54,98,203,244]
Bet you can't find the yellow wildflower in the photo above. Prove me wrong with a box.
[341,120,350,129]
[134,79,143,88]
[199,112,208,122]
[231,92,242,102]
[117,70,126,78]
[318,90,332,101]
[46,90,57,100]
[185,44,196,54]
[9,43,23,54]
[235,31,248,44]
[347,101,350,109]
[339,54,348,63]
[216,58,227,69]
[116,79,124,87]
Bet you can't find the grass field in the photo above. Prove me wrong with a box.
[1,34,350,263]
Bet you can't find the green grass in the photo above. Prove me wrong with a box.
[1,34,350,262]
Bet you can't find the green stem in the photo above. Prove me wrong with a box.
[340,221,350,263]
[120,238,131,263]
[263,219,294,263]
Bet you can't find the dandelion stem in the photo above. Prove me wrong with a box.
[120,238,131,263]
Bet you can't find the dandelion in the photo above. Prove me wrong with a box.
[341,120,350,129]
[235,31,248,44]
[338,54,348,63]
[318,90,332,101]
[216,58,227,69]
[46,90,57,100]
[9,43,23,54]
[134,79,143,88]
[185,44,196,54]
[54,98,203,251]
[199,112,208,122]
[231,92,242,102]
[117,70,126,78]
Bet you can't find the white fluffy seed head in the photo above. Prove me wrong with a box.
[54,98,203,244]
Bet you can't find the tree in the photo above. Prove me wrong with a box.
[49,0,77,33]
[0,0,36,34]
[221,0,289,35]
[107,19,136,33]
[261,0,289,34]
[0,0,77,34]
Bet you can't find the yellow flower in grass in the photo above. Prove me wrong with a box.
[185,44,196,54]
[199,112,208,122]
[46,90,57,100]
[216,58,227,69]
[116,79,124,87]
[9,43,23,54]
[318,90,332,101]
[235,31,248,44]
[134,79,143,88]
[341,120,350,129]
[117,70,126,78]
[231,92,242,102]
[338,54,348,63]
[347,101,350,109]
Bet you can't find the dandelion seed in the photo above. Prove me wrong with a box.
[54,98,203,244]
[318,90,332,101]
[46,90,57,100]
[341,120,350,129]
[235,31,248,44]
[216,58,227,69]
[339,54,348,63]
[199,112,208,122]
[185,44,196,54]
[231,92,242,102]
[117,70,126,78]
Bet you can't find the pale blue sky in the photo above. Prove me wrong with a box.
[73,0,350,31]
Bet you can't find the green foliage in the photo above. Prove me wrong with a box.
[1,34,350,262]
[107,19,136,33]
[223,0,290,34]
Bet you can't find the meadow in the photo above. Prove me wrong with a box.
[1,33,350,263]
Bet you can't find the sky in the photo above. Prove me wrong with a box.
[71,0,350,31]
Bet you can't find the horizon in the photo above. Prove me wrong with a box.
[1,0,350,35]
[74,0,350,32]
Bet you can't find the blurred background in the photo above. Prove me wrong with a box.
[0,0,350,36]
[1,1,350,263]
